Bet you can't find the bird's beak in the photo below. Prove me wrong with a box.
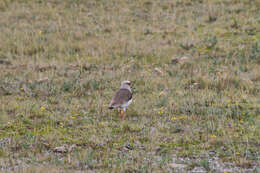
[130,81,135,86]
[130,81,136,91]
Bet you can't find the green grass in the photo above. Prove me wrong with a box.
[0,0,260,172]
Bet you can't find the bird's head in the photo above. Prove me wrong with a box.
[121,80,131,86]
[120,80,132,89]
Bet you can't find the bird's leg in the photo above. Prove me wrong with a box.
[122,108,126,120]
[120,109,124,120]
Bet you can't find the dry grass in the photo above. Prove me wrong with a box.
[0,0,260,172]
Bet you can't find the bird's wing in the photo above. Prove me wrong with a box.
[109,88,132,108]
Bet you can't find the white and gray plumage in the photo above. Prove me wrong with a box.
[108,80,132,120]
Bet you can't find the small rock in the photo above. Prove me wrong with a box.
[0,60,12,65]
[169,163,187,169]
[190,166,206,173]
[37,77,49,83]
[190,82,200,89]
[154,67,164,75]
[179,56,190,63]
[36,65,57,72]
[53,145,68,153]
[171,58,179,64]
[122,146,131,152]
[171,56,190,65]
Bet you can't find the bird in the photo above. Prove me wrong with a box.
[108,80,133,120]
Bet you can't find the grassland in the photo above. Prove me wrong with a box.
[0,0,260,172]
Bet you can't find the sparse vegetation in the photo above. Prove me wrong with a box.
[0,0,259,172]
